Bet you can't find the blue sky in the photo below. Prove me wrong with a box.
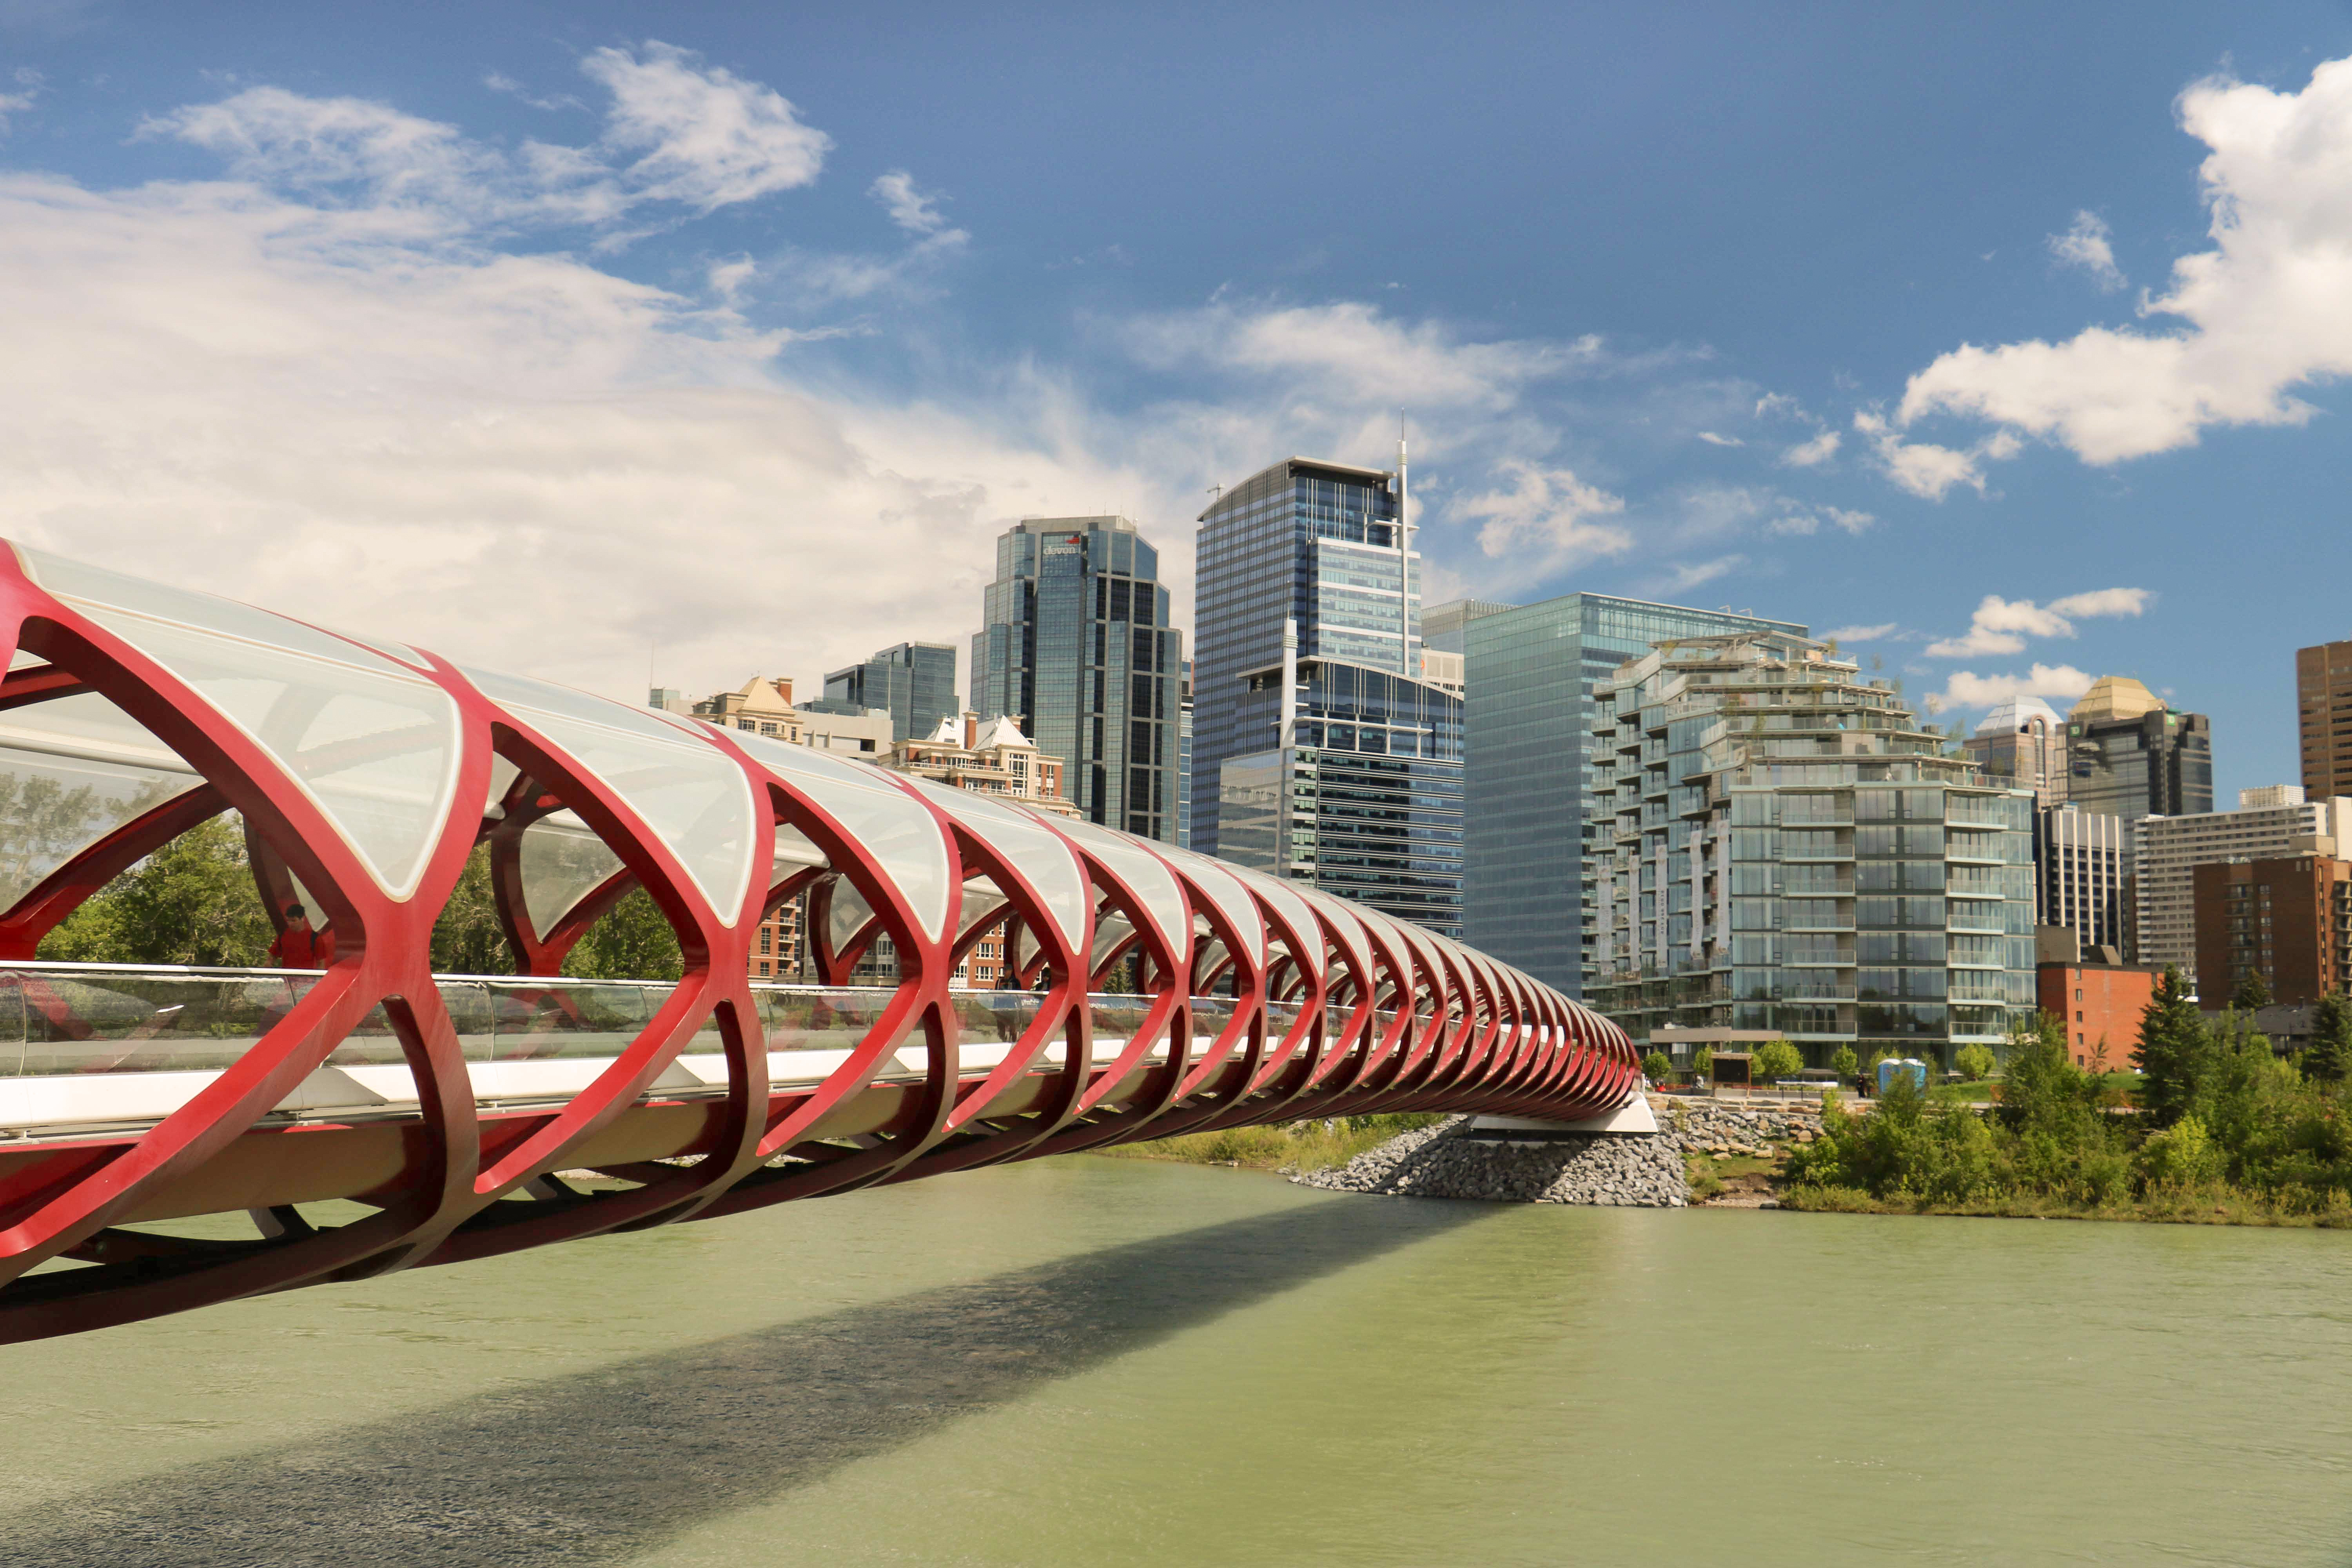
[4,2,2351,801]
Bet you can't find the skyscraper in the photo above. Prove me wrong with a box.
[1461,593,1805,996]
[2064,676,2212,828]
[1962,694,2069,806]
[969,515,1183,839]
[820,642,957,744]
[1194,454,1465,935]
[2296,637,2352,800]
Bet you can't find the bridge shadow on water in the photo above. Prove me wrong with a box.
[2,1193,1484,1568]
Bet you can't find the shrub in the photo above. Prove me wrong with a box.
[1830,1044,1859,1080]
[1642,1050,1673,1083]
[2138,1114,2225,1190]
[1955,1043,1996,1082]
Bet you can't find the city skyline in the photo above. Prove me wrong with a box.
[3,7,2350,806]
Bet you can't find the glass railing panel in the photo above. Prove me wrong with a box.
[750,985,901,1053]
[948,989,1047,1045]
[477,978,658,1062]
[15,969,318,1077]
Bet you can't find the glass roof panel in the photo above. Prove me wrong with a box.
[897,776,1089,949]
[518,811,624,943]
[726,731,949,943]
[0,690,206,912]
[64,603,459,900]
[1240,870,1320,981]
[1036,816,1188,957]
[20,548,414,671]
[956,875,1007,941]
[468,668,756,927]
[1155,844,1264,965]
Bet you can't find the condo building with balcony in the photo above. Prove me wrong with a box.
[1585,631,2037,1071]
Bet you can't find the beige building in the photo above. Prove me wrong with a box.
[2135,785,2350,982]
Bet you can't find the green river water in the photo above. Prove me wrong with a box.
[3,1157,2351,1566]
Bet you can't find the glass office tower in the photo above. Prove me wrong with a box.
[1462,594,1806,996]
[1195,456,1465,937]
[822,642,956,744]
[1586,631,2037,1071]
[969,515,1183,839]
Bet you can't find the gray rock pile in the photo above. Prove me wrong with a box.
[1293,1096,1828,1208]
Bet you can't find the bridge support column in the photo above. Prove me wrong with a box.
[1464,1095,1658,1141]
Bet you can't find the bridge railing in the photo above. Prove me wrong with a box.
[0,962,1322,1084]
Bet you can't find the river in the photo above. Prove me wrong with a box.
[2,1157,2349,1566]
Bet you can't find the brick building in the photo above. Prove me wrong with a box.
[2193,855,2352,1007]
[2035,929,2163,1070]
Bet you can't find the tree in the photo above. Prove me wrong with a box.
[2304,990,2352,1083]
[1693,1045,1715,1083]
[1831,1044,1859,1080]
[559,888,683,982]
[429,843,514,975]
[1641,1049,1672,1084]
[1955,1043,1996,1082]
[38,814,274,967]
[2133,965,2209,1125]
[1752,1037,1803,1083]
[2232,967,2273,1013]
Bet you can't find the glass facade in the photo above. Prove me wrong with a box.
[1193,457,1463,936]
[2067,709,2214,834]
[1586,632,2037,1070]
[1461,595,1805,996]
[969,516,1182,840]
[822,642,957,744]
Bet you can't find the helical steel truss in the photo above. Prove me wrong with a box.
[0,543,1637,1341]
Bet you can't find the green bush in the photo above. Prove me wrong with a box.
[1641,1050,1673,1083]
[1955,1043,1996,1082]
[2138,1114,2224,1190]
[1830,1044,1859,1080]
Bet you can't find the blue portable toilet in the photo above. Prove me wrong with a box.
[1877,1056,1929,1096]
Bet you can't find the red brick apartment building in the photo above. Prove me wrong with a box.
[2036,959,2163,1070]
[2193,855,2352,1006]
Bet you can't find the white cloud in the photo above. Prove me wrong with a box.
[0,68,38,136]
[1659,555,1747,593]
[2047,586,2152,618]
[1852,410,2015,500]
[1125,298,1605,410]
[1822,622,1900,642]
[1768,503,1875,537]
[143,45,830,235]
[580,41,829,212]
[1924,588,2150,657]
[1696,430,1743,446]
[0,163,1147,706]
[1456,461,1631,568]
[870,169,958,240]
[1927,662,2098,713]
[483,71,583,114]
[1779,428,1840,467]
[2049,209,2125,291]
[1901,56,2352,465]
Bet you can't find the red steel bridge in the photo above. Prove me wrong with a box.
[0,543,1637,1343]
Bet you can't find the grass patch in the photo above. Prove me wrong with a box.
[1098,1113,1448,1174]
